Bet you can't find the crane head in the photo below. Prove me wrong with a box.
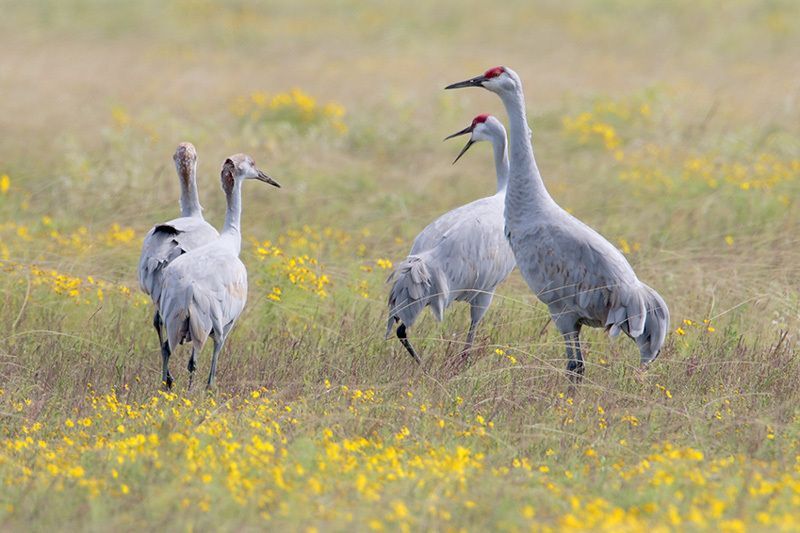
[444,66,518,94]
[173,142,198,182]
[221,154,281,194]
[444,114,503,164]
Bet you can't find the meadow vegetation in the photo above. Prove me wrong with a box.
[1,0,799,530]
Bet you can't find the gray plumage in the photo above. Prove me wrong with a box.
[386,115,516,363]
[138,217,218,305]
[446,67,669,379]
[157,154,280,389]
[138,142,218,385]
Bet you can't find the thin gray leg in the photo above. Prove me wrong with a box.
[554,313,584,383]
[464,292,493,357]
[187,346,197,391]
[161,341,173,390]
[155,310,174,389]
[207,335,224,389]
[153,310,164,346]
[564,329,585,382]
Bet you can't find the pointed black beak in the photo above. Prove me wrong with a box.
[443,125,473,141]
[256,169,281,188]
[452,140,475,164]
[444,124,475,165]
[445,75,487,90]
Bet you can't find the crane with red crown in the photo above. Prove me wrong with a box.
[386,114,516,364]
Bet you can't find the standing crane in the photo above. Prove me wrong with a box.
[446,66,669,380]
[138,142,219,386]
[386,114,516,364]
[157,154,280,389]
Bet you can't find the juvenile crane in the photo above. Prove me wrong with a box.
[386,114,515,363]
[158,154,280,389]
[446,67,669,379]
[138,142,218,377]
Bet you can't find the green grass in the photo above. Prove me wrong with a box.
[0,0,799,530]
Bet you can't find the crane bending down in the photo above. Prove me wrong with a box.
[138,142,219,387]
[158,154,280,389]
[386,114,516,363]
[446,67,669,380]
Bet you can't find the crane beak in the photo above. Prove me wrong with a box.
[256,169,281,188]
[445,75,487,90]
[451,139,475,165]
[444,125,475,165]
[443,125,472,141]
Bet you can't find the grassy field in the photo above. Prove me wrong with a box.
[1,0,800,530]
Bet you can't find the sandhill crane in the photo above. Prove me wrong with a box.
[157,154,280,389]
[138,142,219,385]
[446,66,669,380]
[386,114,515,363]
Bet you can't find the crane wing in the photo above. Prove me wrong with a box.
[137,216,218,302]
[410,195,501,254]
[513,216,644,334]
[427,195,515,294]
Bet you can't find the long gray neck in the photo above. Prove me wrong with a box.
[221,179,242,253]
[499,86,554,223]
[179,166,203,218]
[492,131,509,193]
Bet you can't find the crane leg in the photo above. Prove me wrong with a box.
[465,321,478,352]
[396,323,421,365]
[207,335,225,389]
[563,329,585,382]
[463,293,493,359]
[161,343,173,390]
[187,347,197,391]
[555,314,584,382]
[153,309,164,345]
[155,310,174,389]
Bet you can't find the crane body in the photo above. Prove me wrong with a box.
[158,154,279,389]
[138,143,218,385]
[446,67,669,378]
[387,115,515,363]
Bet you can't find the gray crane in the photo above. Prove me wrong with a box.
[446,66,669,380]
[386,114,516,363]
[157,154,280,389]
[138,142,219,385]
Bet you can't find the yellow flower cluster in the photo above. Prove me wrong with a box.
[249,225,392,302]
[254,240,331,299]
[0,387,485,530]
[562,112,622,154]
[617,237,641,255]
[231,89,347,134]
[561,97,652,161]
[675,317,716,336]
[563,97,798,203]
[1,219,137,257]
[1,382,797,530]
[621,148,800,196]
[101,223,137,246]
[0,260,146,306]
[682,153,799,192]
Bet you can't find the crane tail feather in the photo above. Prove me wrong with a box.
[604,283,668,364]
[635,283,670,364]
[386,255,448,330]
